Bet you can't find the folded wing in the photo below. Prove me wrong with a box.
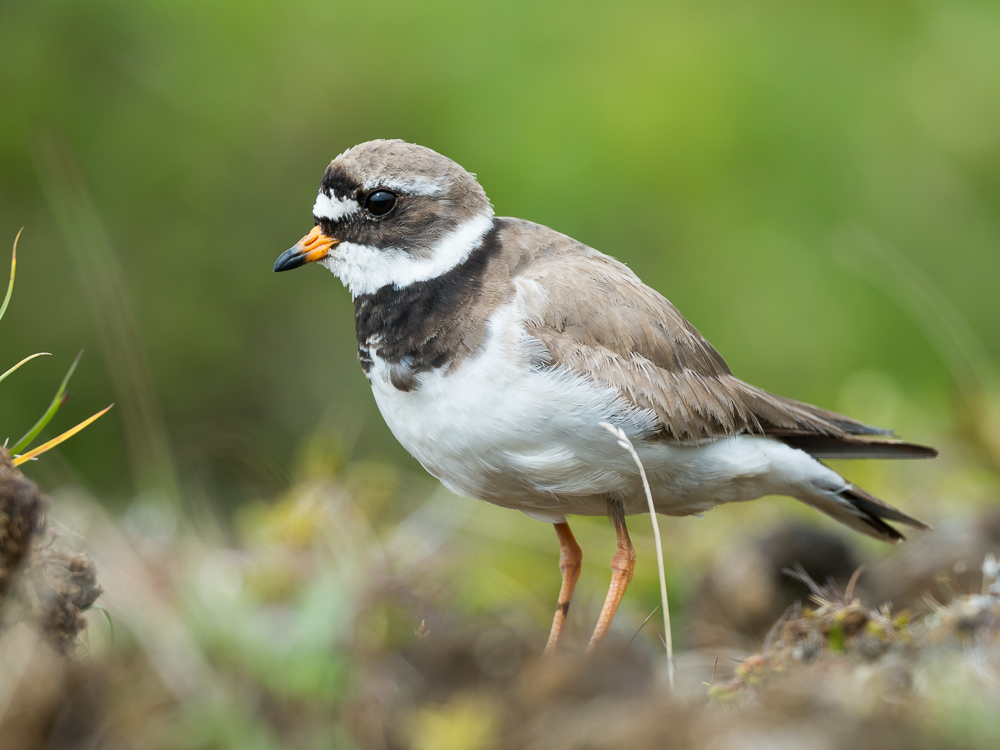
[512,222,936,459]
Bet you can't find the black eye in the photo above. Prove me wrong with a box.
[364,190,397,217]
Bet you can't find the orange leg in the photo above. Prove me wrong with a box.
[587,509,636,651]
[544,522,583,653]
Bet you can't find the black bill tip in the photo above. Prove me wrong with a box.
[273,246,308,273]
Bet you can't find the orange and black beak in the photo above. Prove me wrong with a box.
[273,226,339,272]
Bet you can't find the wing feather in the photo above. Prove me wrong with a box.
[500,219,931,455]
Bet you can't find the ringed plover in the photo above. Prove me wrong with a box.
[274,140,936,651]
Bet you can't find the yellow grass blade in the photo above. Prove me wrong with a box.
[0,229,21,323]
[13,404,114,466]
[0,352,50,384]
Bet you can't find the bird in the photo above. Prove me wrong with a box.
[273,139,937,651]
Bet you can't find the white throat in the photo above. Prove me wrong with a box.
[320,213,495,298]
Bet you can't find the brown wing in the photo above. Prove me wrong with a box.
[506,220,934,455]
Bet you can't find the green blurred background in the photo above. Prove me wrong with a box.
[1,0,999,510]
[4,3,1000,746]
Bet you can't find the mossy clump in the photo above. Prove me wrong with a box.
[714,558,1000,703]
[0,448,102,655]
[0,448,49,594]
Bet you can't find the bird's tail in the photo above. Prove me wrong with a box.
[796,482,930,543]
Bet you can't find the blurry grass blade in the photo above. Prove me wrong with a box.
[835,228,1000,468]
[834,228,998,392]
[91,606,116,643]
[36,140,179,502]
[13,404,113,466]
[12,350,84,453]
[628,606,661,648]
[0,352,50,384]
[0,229,21,323]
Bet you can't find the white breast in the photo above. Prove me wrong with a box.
[364,297,835,523]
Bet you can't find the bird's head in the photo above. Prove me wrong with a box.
[273,140,494,297]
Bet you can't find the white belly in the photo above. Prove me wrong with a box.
[365,302,829,523]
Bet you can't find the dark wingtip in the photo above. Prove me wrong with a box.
[889,441,940,459]
[782,435,940,460]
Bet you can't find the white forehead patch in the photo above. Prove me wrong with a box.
[363,174,444,197]
[319,213,494,298]
[313,191,359,222]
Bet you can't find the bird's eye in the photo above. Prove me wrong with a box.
[364,190,397,217]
